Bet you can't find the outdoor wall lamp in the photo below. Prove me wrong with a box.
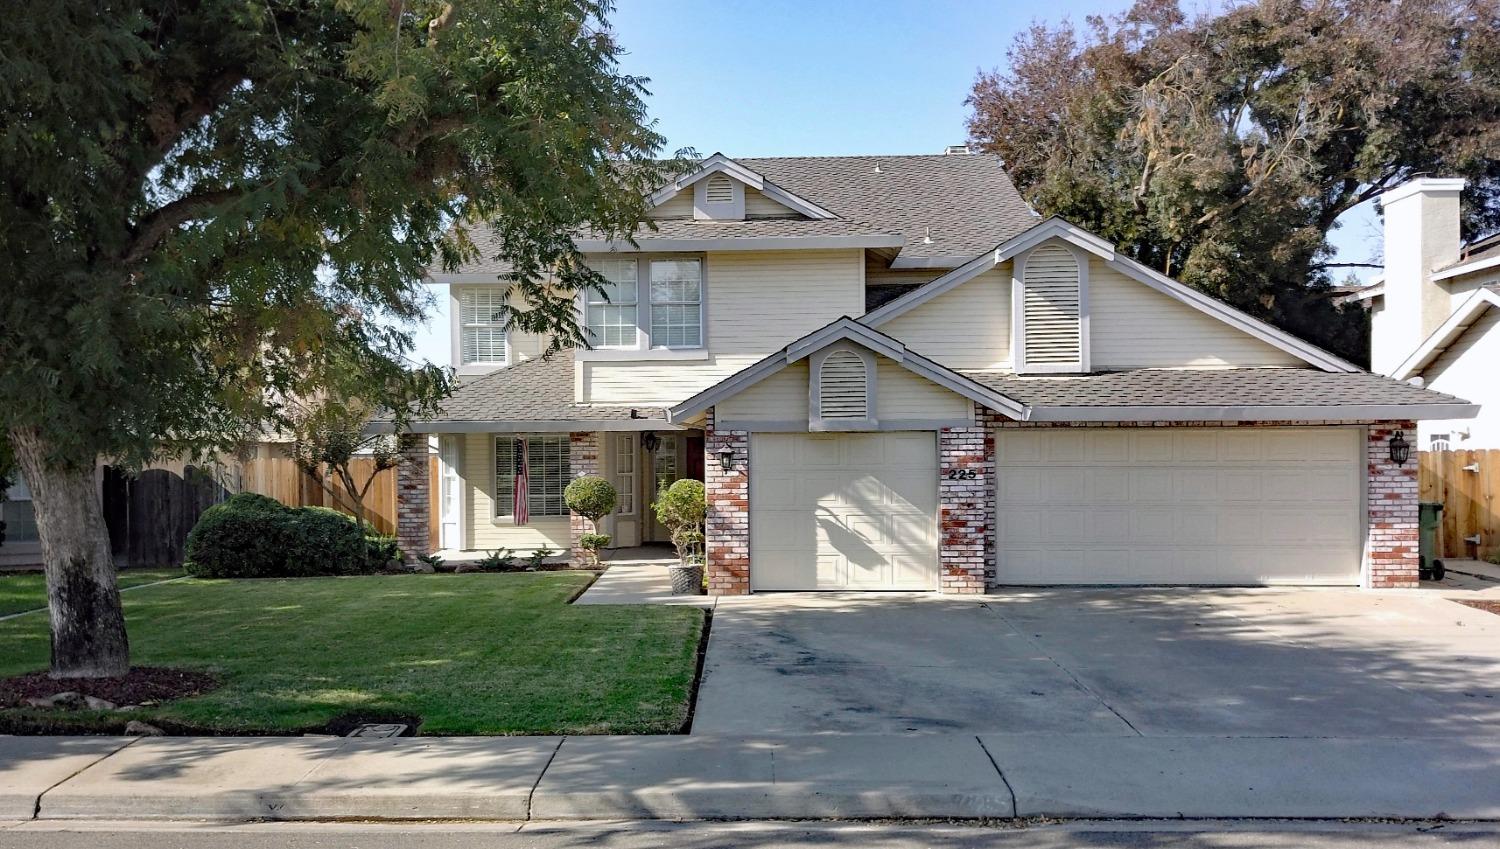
[1389,430,1410,466]
[717,445,736,472]
[641,430,660,453]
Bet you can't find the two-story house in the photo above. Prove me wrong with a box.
[392,151,1474,593]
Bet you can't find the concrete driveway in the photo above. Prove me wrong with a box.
[691,587,1500,737]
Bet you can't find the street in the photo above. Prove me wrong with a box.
[1,820,1497,849]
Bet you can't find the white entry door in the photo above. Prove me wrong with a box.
[995,427,1363,585]
[750,432,939,591]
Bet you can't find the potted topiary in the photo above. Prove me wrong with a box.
[655,479,706,594]
[564,476,617,566]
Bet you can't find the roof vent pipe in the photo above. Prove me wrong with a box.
[923,227,933,245]
[944,144,971,155]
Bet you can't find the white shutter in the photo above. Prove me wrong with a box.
[1021,245,1082,369]
[705,173,734,204]
[819,350,869,419]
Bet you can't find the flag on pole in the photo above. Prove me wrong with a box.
[513,438,530,525]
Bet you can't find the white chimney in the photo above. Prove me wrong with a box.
[1376,177,1465,374]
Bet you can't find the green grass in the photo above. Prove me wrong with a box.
[0,569,183,617]
[0,572,705,735]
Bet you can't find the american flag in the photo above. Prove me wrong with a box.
[512,438,529,525]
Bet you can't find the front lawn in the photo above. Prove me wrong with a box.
[0,572,705,735]
[0,569,183,617]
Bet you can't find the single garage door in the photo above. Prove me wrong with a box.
[751,432,938,591]
[995,427,1362,585]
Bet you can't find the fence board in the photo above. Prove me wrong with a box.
[1419,449,1500,561]
[241,454,438,548]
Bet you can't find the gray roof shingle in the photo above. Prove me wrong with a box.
[961,368,1471,409]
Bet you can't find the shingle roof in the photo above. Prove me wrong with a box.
[424,350,665,424]
[960,368,1471,409]
[445,153,1036,276]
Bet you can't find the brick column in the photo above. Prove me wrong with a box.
[938,406,992,593]
[705,407,750,595]
[1367,421,1419,588]
[395,433,432,564]
[568,431,601,563]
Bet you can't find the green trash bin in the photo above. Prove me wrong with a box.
[1419,501,1445,581]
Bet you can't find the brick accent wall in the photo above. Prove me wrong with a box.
[395,433,431,564]
[568,431,601,564]
[939,412,993,593]
[1367,421,1419,588]
[705,407,750,595]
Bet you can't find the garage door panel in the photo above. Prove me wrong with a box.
[752,432,938,591]
[996,427,1361,586]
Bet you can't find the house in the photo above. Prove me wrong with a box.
[393,151,1475,592]
[1350,177,1500,451]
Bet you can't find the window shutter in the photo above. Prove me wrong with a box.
[705,173,734,204]
[1022,245,1082,367]
[819,350,869,420]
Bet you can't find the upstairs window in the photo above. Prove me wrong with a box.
[459,288,508,366]
[649,259,703,348]
[585,259,639,348]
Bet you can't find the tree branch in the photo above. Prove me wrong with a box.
[122,188,242,266]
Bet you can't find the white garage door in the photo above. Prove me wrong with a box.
[995,427,1362,585]
[751,432,938,591]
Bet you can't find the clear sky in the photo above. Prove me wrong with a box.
[407,0,1383,365]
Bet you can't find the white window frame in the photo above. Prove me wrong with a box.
[574,253,709,361]
[584,259,643,349]
[493,434,571,522]
[451,285,510,374]
[1011,242,1091,375]
[614,434,636,516]
[648,258,704,350]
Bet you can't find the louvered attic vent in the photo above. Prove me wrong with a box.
[1022,244,1082,367]
[819,350,869,419]
[705,173,735,204]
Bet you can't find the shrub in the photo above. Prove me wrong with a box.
[564,476,617,523]
[528,547,556,568]
[580,532,610,552]
[478,548,514,570]
[184,496,381,578]
[654,479,706,565]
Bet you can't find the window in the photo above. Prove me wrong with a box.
[2,477,37,543]
[459,288,507,365]
[614,434,635,515]
[494,435,571,519]
[649,259,703,348]
[585,259,639,347]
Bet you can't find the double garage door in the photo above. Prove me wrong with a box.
[748,427,1363,590]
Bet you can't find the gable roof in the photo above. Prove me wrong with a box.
[863,217,1360,374]
[1392,286,1500,380]
[646,153,837,220]
[668,317,1029,422]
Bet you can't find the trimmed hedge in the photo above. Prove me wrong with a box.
[184,493,383,578]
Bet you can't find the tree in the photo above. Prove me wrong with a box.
[654,479,706,566]
[1,0,682,677]
[967,0,1500,363]
[563,475,617,565]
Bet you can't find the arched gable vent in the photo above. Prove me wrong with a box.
[1021,244,1083,369]
[818,350,869,420]
[705,173,735,204]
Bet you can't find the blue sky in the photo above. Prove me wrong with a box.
[408,0,1382,364]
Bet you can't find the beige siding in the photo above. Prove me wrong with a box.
[1445,267,1500,303]
[744,188,801,218]
[585,249,865,404]
[461,432,571,551]
[719,361,810,422]
[875,357,972,421]
[1088,259,1303,368]
[648,189,694,219]
[882,264,1012,369]
[1421,307,1500,448]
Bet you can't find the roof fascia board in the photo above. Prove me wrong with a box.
[1432,252,1500,281]
[755,181,839,220]
[667,352,794,422]
[1106,254,1360,373]
[786,319,906,362]
[645,153,837,220]
[994,219,1115,262]
[576,234,904,252]
[1027,403,1479,422]
[1392,288,1500,379]
[863,249,1000,325]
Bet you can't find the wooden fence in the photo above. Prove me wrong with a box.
[1419,449,1500,561]
[240,454,439,547]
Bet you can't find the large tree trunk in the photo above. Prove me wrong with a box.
[7,426,130,678]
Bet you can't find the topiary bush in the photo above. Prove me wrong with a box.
[184,495,382,578]
[654,479,706,565]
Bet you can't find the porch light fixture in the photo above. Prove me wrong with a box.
[1389,430,1410,466]
[641,430,660,453]
[717,445,736,472]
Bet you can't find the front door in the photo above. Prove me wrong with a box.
[608,433,641,548]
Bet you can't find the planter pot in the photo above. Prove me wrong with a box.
[668,564,704,595]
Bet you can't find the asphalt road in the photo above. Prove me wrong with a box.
[2,820,1497,849]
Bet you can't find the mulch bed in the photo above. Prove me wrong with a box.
[1458,600,1500,616]
[0,666,218,709]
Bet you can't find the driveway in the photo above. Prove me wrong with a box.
[690,588,1500,737]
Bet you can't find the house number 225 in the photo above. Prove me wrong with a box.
[944,469,978,480]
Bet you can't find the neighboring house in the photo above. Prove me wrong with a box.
[393,151,1474,592]
[1349,177,1500,451]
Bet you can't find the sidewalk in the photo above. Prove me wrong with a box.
[4,733,1498,823]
